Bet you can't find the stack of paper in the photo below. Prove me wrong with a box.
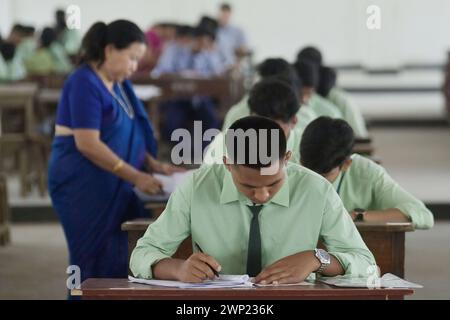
[134,170,194,202]
[319,273,423,288]
[129,275,253,289]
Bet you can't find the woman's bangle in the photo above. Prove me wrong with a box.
[112,160,124,173]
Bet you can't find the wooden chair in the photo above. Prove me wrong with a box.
[0,173,11,246]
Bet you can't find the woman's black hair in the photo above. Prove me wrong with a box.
[78,20,146,66]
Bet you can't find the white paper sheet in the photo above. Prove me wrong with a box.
[128,275,253,289]
[319,273,423,288]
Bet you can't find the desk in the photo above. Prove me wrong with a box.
[130,73,245,122]
[74,278,413,300]
[121,220,414,278]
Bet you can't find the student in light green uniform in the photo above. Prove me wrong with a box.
[205,76,303,165]
[296,46,368,138]
[222,58,315,132]
[9,25,37,64]
[300,116,434,229]
[294,60,342,121]
[55,9,82,55]
[318,66,369,138]
[131,116,375,283]
[26,27,72,75]
[0,42,26,81]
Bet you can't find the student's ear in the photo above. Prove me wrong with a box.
[223,156,232,172]
[291,115,298,127]
[341,158,353,171]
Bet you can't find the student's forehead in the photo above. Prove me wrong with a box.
[234,165,283,184]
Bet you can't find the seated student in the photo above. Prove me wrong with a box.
[54,9,82,55]
[318,66,369,138]
[222,58,316,132]
[0,41,26,81]
[151,25,195,77]
[300,117,434,229]
[130,116,375,282]
[204,77,303,164]
[297,46,368,138]
[294,60,343,121]
[190,26,227,76]
[158,25,226,146]
[26,27,72,75]
[9,25,37,63]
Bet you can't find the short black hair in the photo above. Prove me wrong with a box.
[296,46,322,67]
[300,116,355,174]
[248,77,300,123]
[40,27,56,48]
[293,60,319,88]
[0,41,16,61]
[193,26,216,41]
[22,25,36,36]
[257,58,291,78]
[55,9,66,30]
[220,3,232,11]
[317,66,337,97]
[176,25,195,37]
[198,16,219,36]
[226,116,287,170]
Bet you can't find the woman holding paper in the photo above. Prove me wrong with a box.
[48,20,181,287]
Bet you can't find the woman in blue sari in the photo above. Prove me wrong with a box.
[48,20,181,288]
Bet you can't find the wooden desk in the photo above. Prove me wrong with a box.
[130,73,245,119]
[74,278,413,300]
[355,222,414,278]
[121,220,414,278]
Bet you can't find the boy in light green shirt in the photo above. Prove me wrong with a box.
[294,60,342,121]
[300,116,434,229]
[222,58,317,132]
[296,46,368,138]
[318,66,369,138]
[131,116,375,283]
[0,42,26,82]
[26,27,72,75]
[55,9,82,55]
[205,73,303,165]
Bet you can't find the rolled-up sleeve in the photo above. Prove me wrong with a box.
[130,174,193,279]
[371,163,434,229]
[320,186,377,276]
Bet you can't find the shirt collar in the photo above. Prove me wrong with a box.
[220,166,290,208]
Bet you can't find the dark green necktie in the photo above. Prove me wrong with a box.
[246,205,263,277]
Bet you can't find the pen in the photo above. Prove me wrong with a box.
[195,242,220,277]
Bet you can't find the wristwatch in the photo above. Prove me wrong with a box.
[314,248,331,274]
[354,208,367,222]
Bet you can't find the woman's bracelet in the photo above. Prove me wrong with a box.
[112,159,124,173]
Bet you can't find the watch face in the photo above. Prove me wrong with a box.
[317,249,331,264]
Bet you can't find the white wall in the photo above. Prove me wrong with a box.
[2,0,450,67]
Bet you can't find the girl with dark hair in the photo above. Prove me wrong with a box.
[48,20,182,289]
